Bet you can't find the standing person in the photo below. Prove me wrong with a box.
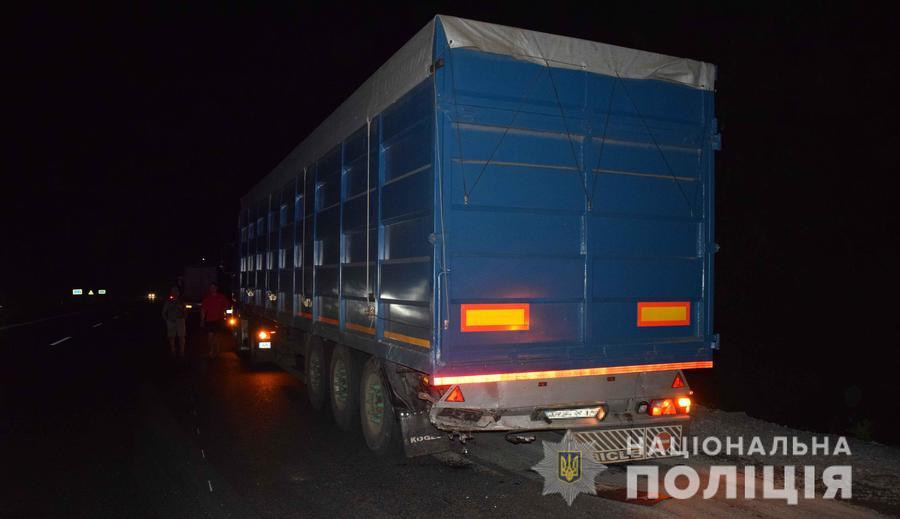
[162,287,187,357]
[200,282,230,359]
[175,275,185,299]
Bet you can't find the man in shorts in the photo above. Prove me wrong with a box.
[200,282,230,359]
[162,287,186,357]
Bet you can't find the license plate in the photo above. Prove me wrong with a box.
[545,407,601,420]
[258,341,271,349]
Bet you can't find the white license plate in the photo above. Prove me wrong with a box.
[258,341,271,349]
[545,407,601,420]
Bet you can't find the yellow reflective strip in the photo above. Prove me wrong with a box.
[345,323,375,335]
[384,331,431,349]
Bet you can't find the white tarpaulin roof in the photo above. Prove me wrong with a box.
[243,15,715,204]
[441,16,715,91]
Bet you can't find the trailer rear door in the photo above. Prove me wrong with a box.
[434,45,716,380]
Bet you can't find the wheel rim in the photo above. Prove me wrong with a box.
[332,358,349,410]
[364,371,385,433]
[308,351,321,395]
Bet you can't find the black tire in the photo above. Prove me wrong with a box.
[359,357,400,456]
[329,345,360,431]
[306,340,328,412]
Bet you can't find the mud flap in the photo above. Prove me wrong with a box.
[399,409,450,457]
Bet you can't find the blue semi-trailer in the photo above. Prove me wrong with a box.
[235,15,719,460]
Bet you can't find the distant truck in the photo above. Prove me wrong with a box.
[182,266,218,306]
[235,15,719,461]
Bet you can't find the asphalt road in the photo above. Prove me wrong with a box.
[0,305,888,518]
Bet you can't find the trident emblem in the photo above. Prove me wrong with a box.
[558,451,581,483]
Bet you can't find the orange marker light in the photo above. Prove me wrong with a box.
[257,330,270,341]
[227,317,238,327]
[649,397,692,416]
[649,399,677,416]
[461,303,530,332]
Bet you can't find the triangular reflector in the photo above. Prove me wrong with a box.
[446,386,465,402]
[672,373,685,388]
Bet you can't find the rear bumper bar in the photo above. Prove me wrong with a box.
[429,370,692,433]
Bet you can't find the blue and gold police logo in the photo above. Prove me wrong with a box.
[533,431,607,505]
[558,451,581,483]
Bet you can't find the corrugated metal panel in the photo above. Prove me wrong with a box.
[433,22,716,377]
[379,81,435,349]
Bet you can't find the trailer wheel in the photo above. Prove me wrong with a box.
[359,357,399,456]
[329,345,360,431]
[306,341,328,412]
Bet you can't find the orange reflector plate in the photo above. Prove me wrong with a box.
[637,301,691,327]
[345,322,375,335]
[432,361,713,385]
[445,386,465,402]
[461,303,530,332]
[384,331,431,349]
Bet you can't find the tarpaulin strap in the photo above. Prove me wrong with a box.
[613,71,695,217]
[464,63,548,202]
[431,71,451,331]
[301,167,308,298]
[690,118,710,212]
[446,48,470,202]
[365,118,372,313]
[542,62,591,203]
[587,78,618,209]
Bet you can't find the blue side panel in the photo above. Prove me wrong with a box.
[255,200,267,308]
[433,23,716,377]
[237,78,437,373]
[277,179,294,318]
[378,80,435,348]
[341,124,379,334]
[314,147,341,324]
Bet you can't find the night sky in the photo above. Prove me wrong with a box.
[6,3,899,438]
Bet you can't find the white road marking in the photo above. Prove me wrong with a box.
[0,311,84,332]
[92,322,103,328]
[207,480,213,492]
[50,336,72,346]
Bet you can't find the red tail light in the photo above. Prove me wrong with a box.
[649,399,676,416]
[445,386,465,402]
[649,397,692,416]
